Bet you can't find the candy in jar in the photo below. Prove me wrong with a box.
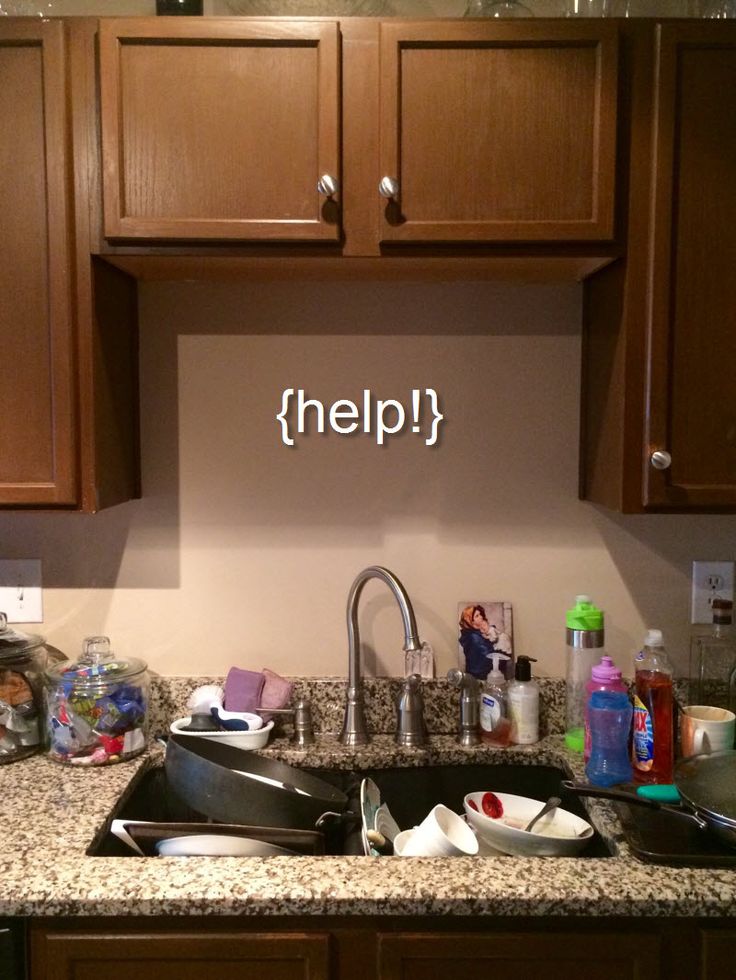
[45,636,149,765]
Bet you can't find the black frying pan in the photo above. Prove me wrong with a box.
[165,733,349,830]
[563,749,736,850]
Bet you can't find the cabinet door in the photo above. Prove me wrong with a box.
[378,931,660,980]
[378,21,617,244]
[644,23,736,509]
[31,929,331,980]
[0,19,77,506]
[99,18,340,243]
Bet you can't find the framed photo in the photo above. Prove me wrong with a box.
[457,601,514,680]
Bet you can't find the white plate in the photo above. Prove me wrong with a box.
[155,833,294,857]
[170,717,274,749]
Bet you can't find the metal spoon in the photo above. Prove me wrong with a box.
[524,795,562,833]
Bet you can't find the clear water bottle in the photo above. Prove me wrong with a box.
[565,595,605,753]
[585,690,633,787]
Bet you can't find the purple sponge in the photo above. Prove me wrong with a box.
[223,667,265,713]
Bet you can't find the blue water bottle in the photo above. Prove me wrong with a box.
[585,690,633,787]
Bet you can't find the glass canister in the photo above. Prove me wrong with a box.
[0,612,49,763]
[45,636,149,766]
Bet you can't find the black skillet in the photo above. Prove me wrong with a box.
[165,733,349,831]
[562,749,736,850]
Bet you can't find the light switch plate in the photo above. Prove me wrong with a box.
[0,559,43,623]
[691,560,735,625]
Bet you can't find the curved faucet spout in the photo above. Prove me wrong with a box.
[339,566,423,746]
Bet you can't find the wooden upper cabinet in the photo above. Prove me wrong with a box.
[377,21,618,244]
[643,22,736,509]
[99,18,341,243]
[0,19,77,506]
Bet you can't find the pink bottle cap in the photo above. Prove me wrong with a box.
[591,655,622,683]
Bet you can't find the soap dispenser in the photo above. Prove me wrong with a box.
[480,651,511,746]
[507,655,540,745]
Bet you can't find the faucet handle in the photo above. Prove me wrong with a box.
[395,674,427,747]
[446,669,481,747]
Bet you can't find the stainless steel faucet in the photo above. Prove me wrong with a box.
[339,565,423,746]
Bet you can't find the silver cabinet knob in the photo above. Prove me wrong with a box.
[379,176,399,199]
[317,174,339,197]
[650,450,672,471]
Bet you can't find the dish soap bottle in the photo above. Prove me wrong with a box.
[479,652,511,746]
[565,595,604,753]
[632,629,674,785]
[508,655,539,745]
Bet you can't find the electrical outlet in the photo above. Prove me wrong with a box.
[0,559,43,623]
[691,560,735,625]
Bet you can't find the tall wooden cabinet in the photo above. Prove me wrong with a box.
[581,21,736,512]
[0,19,139,513]
[0,20,77,506]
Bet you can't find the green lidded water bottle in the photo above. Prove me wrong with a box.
[565,595,605,753]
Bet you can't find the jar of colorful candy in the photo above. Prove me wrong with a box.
[45,636,149,765]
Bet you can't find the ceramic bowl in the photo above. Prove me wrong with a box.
[463,791,593,857]
[169,717,274,749]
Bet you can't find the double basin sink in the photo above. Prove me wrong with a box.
[89,759,612,858]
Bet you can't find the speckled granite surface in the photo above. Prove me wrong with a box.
[150,675,567,738]
[1,721,735,920]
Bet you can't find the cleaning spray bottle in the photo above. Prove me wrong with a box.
[479,652,511,746]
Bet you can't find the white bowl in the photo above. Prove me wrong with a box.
[463,791,593,857]
[170,717,274,749]
[155,833,293,857]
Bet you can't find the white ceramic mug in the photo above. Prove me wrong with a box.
[399,804,479,857]
[680,705,736,756]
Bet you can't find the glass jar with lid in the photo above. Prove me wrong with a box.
[45,636,149,766]
[0,612,50,763]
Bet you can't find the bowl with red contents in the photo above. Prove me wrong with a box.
[463,791,593,857]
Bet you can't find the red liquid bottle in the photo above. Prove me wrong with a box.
[632,629,674,785]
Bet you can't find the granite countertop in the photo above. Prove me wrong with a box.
[1,732,736,920]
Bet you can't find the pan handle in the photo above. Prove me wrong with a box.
[561,781,710,832]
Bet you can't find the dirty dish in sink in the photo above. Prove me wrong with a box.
[155,833,296,857]
[463,791,593,857]
[360,777,402,856]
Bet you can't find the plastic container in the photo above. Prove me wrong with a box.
[507,655,539,745]
[583,655,628,762]
[479,651,511,746]
[585,690,633,787]
[565,595,604,753]
[45,635,149,766]
[0,613,51,763]
[632,629,674,785]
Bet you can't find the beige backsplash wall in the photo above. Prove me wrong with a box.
[1,280,734,680]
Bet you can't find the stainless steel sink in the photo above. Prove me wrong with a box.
[88,760,612,858]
